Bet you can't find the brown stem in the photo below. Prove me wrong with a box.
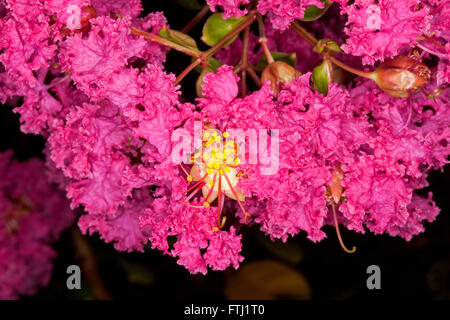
[240,26,251,96]
[290,21,376,80]
[290,21,318,47]
[181,6,210,34]
[241,70,247,97]
[247,68,262,86]
[328,55,375,80]
[71,228,113,300]
[257,14,274,64]
[204,10,257,59]
[175,58,202,85]
[331,203,356,254]
[130,27,202,58]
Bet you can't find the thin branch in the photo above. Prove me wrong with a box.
[257,14,274,64]
[71,228,112,300]
[290,21,318,46]
[181,6,210,34]
[130,27,202,58]
[175,58,202,85]
[247,68,261,87]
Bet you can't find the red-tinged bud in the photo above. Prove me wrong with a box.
[372,56,431,98]
[261,61,301,97]
[326,166,344,204]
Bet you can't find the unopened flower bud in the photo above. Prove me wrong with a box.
[261,61,301,97]
[372,56,431,98]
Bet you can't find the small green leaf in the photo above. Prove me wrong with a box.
[173,0,203,10]
[201,13,245,47]
[159,28,198,49]
[312,59,333,95]
[313,38,341,54]
[196,66,215,97]
[300,0,333,22]
[254,51,297,71]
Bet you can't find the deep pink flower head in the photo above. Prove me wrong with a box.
[206,0,249,18]
[0,0,56,87]
[0,151,74,299]
[90,0,142,18]
[257,0,324,30]
[140,176,244,274]
[336,0,431,65]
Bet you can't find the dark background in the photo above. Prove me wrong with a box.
[0,0,448,300]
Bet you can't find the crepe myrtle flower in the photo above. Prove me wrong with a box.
[0,0,448,276]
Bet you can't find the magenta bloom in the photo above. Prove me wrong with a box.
[0,151,74,299]
[1,0,448,277]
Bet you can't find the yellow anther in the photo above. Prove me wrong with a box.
[207,168,213,174]
[207,162,214,168]
[203,153,210,160]
[223,132,229,138]
[211,226,220,232]
[208,180,214,187]
[225,167,231,173]
[204,132,210,138]
[194,152,201,158]
[212,131,217,137]
[219,169,224,175]
[214,163,220,170]
[186,175,193,182]
[235,158,241,165]
[203,201,210,208]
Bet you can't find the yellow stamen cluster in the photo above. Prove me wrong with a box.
[182,129,251,232]
[191,131,241,175]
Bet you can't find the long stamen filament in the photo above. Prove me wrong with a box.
[331,202,356,254]
[184,173,208,195]
[185,182,206,202]
[223,172,250,224]
[204,173,217,204]
[217,175,223,228]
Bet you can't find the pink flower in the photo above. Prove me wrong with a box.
[337,0,431,65]
[206,0,249,18]
[0,151,74,299]
[257,0,324,30]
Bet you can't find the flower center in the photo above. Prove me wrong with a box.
[180,130,251,230]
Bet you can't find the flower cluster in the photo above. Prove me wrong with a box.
[1,0,449,277]
[0,151,74,299]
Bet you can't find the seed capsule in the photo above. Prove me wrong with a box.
[261,61,301,97]
[372,56,431,98]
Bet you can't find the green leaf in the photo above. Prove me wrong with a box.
[201,13,245,47]
[300,0,333,22]
[159,28,198,49]
[312,59,333,95]
[313,38,341,54]
[254,51,297,71]
[196,65,215,97]
[173,0,203,10]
